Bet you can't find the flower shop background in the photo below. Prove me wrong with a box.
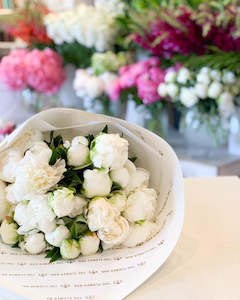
[1,0,240,176]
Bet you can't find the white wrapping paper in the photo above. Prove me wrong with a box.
[0,108,184,300]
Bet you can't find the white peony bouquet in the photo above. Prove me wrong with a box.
[44,3,122,52]
[0,126,158,262]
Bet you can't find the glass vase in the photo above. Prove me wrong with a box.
[22,88,62,114]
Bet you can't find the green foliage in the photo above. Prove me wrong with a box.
[129,156,137,163]
[47,132,68,165]
[169,51,240,73]
[45,247,62,263]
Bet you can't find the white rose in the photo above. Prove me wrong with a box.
[13,152,66,201]
[180,87,198,108]
[122,220,158,247]
[0,180,10,221]
[69,195,87,218]
[210,69,221,81]
[222,71,236,84]
[97,216,129,246]
[194,83,208,99]
[0,219,18,245]
[196,72,211,85]
[82,169,112,198]
[90,133,128,170]
[45,225,71,247]
[208,81,223,99]
[87,197,116,231]
[125,168,149,195]
[165,70,177,83]
[110,167,130,188]
[108,190,127,214]
[166,83,179,100]
[79,232,100,255]
[60,239,81,259]
[218,92,235,118]
[67,137,90,167]
[0,149,22,183]
[48,188,75,218]
[124,188,157,222]
[177,67,191,84]
[25,233,46,254]
[157,83,168,97]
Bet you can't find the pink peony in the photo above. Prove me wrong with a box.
[149,67,165,84]
[25,48,66,95]
[137,74,160,105]
[0,49,28,91]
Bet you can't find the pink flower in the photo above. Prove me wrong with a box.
[137,74,160,105]
[0,121,15,135]
[0,49,28,91]
[106,79,121,102]
[149,67,165,84]
[25,48,65,95]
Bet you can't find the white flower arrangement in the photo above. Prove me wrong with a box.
[0,127,158,262]
[44,3,122,52]
[158,66,240,118]
[73,68,118,100]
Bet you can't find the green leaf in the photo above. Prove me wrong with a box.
[102,125,108,133]
[49,149,57,165]
[45,247,57,258]
[54,135,63,148]
[129,156,137,163]
[86,134,95,146]
[70,223,89,239]
[135,219,146,225]
[98,242,103,253]
[49,248,62,263]
[75,214,88,224]
[111,182,122,192]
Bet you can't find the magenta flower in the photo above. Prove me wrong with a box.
[25,48,66,95]
[0,49,28,91]
[106,80,121,102]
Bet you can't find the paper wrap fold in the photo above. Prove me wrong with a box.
[0,108,184,300]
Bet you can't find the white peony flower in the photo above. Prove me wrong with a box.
[194,83,208,99]
[108,190,127,214]
[90,133,128,170]
[196,72,211,85]
[87,197,116,231]
[86,77,104,99]
[79,232,100,255]
[179,87,198,108]
[124,159,136,176]
[28,141,52,164]
[97,216,129,246]
[0,149,22,183]
[157,83,168,97]
[13,149,66,201]
[25,233,46,254]
[199,67,210,75]
[83,169,112,198]
[5,184,18,204]
[165,70,177,83]
[208,81,223,99]
[218,92,235,118]
[67,136,90,167]
[48,188,75,218]
[166,83,179,100]
[110,167,130,188]
[124,188,157,222]
[60,239,81,259]
[210,69,221,81]
[45,225,71,247]
[125,168,149,195]
[14,195,56,234]
[222,71,236,84]
[0,219,18,245]
[122,220,158,247]
[0,180,10,221]
[69,195,87,218]
[177,67,191,84]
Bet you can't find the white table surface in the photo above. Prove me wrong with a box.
[0,177,239,300]
[127,177,240,300]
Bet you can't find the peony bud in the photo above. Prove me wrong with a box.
[25,233,46,254]
[0,218,18,245]
[60,239,81,259]
[208,81,223,99]
[79,232,100,256]
[45,225,71,247]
